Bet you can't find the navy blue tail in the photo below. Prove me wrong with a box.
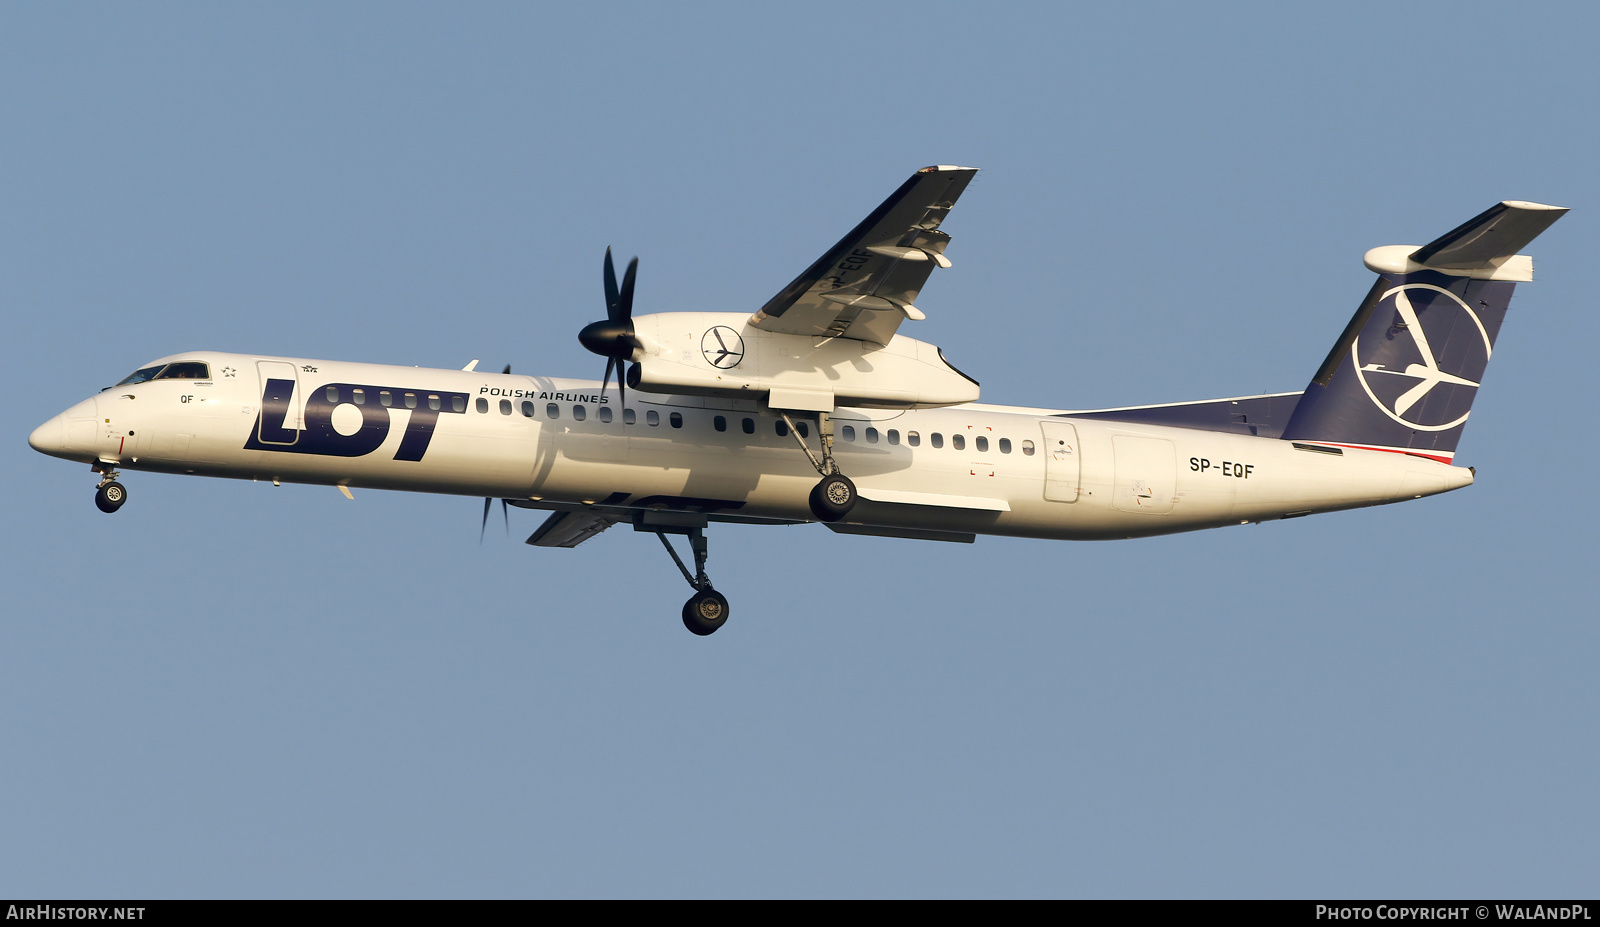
[1281,200,1566,460]
[1280,271,1514,459]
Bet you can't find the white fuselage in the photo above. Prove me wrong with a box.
[31,350,1474,540]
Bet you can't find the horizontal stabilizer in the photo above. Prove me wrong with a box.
[1411,200,1568,269]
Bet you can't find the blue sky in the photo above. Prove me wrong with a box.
[3,2,1597,898]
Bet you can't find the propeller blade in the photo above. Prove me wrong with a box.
[604,248,638,324]
[480,497,491,544]
[617,256,638,322]
[501,499,509,537]
[604,248,621,321]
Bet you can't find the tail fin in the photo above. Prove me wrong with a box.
[1281,201,1567,462]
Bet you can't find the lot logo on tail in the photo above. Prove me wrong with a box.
[1352,284,1491,432]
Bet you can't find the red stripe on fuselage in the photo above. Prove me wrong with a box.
[1319,442,1454,465]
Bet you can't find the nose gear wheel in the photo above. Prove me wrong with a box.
[91,464,127,513]
[94,481,127,513]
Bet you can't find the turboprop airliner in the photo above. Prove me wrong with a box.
[28,167,1567,635]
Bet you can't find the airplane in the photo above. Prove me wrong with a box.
[28,167,1567,636]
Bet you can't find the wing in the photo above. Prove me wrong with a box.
[525,509,617,548]
[749,165,977,345]
[515,496,806,549]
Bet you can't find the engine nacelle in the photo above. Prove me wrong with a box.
[626,312,979,412]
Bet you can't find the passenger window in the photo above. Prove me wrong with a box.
[500,399,513,415]
[353,388,365,405]
[907,431,920,447]
[428,395,441,411]
[476,398,489,413]
[380,390,393,407]
[404,392,418,409]
[952,434,965,451]
[522,401,535,417]
[797,422,809,438]
[887,429,900,446]
[841,425,856,442]
[865,427,879,444]
[452,396,467,413]
[976,436,988,453]
[670,412,683,428]
[776,420,788,437]
[624,409,637,424]
[1022,440,1036,456]
[547,403,560,419]
[931,433,944,448]
[573,405,586,421]
[599,406,613,423]
[647,410,660,426]
[714,415,726,432]
[742,417,754,434]
[999,438,1012,454]
[325,386,340,403]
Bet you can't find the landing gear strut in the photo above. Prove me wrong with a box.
[654,526,729,636]
[778,411,857,523]
[92,464,127,514]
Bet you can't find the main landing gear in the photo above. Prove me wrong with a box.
[653,525,728,635]
[777,411,857,523]
[92,464,127,513]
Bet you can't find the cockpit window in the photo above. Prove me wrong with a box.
[116,362,212,385]
[154,362,211,380]
[116,365,167,386]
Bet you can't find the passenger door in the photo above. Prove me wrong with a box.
[255,361,300,445]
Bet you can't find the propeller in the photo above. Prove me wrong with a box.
[480,495,508,543]
[578,248,638,417]
[479,363,514,543]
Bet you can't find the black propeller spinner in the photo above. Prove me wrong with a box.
[578,247,638,411]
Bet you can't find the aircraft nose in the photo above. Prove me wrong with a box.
[28,415,65,455]
[29,397,100,462]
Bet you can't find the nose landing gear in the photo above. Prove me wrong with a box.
[92,464,127,513]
